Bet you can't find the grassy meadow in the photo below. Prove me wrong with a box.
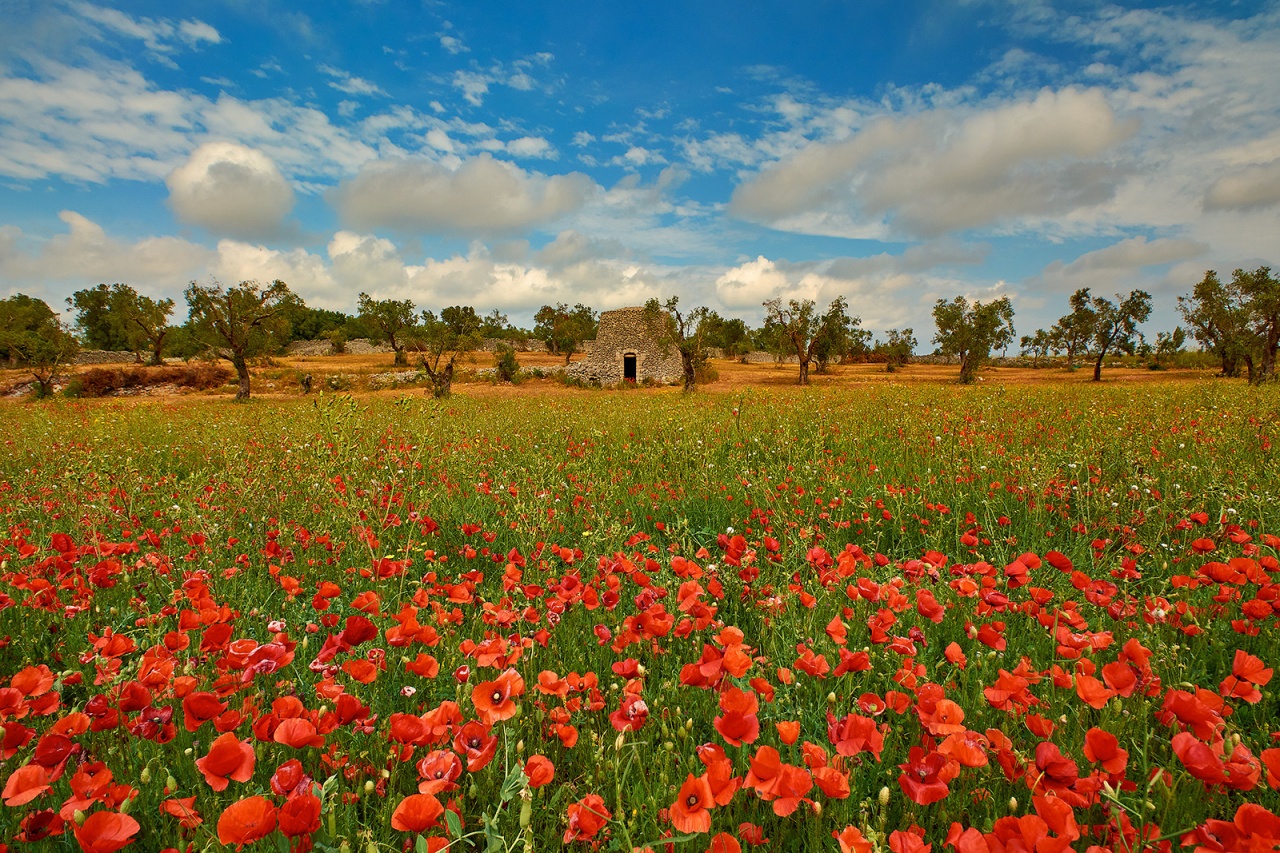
[1,377,1279,852]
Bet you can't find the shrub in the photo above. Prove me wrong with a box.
[493,345,520,383]
[64,364,233,397]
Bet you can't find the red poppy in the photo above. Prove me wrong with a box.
[2,763,50,806]
[564,793,611,844]
[898,747,959,805]
[452,720,498,772]
[776,720,800,745]
[273,718,325,749]
[416,750,463,794]
[279,793,322,839]
[391,793,444,832]
[1083,728,1128,776]
[835,826,874,853]
[671,773,715,833]
[181,691,226,732]
[217,796,278,851]
[609,694,650,732]
[524,754,555,788]
[71,810,140,853]
[707,832,742,853]
[714,687,759,746]
[195,732,255,791]
[471,668,525,725]
[159,797,202,830]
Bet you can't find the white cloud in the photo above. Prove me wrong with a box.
[331,154,595,235]
[72,2,221,58]
[1204,159,1280,211]
[0,211,214,307]
[1029,236,1210,302]
[318,65,386,97]
[731,87,1135,238]
[165,142,295,239]
[506,136,554,159]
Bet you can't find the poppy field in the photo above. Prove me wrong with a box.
[2,381,1280,853]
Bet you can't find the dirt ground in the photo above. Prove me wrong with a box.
[0,352,1219,403]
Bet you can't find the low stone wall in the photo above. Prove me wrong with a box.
[479,338,549,353]
[75,350,138,365]
[740,350,800,364]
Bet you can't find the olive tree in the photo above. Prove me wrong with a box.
[1088,290,1152,381]
[761,296,858,385]
[418,306,483,398]
[644,296,710,392]
[0,294,79,397]
[357,293,419,367]
[184,279,296,401]
[534,303,597,364]
[931,295,1015,384]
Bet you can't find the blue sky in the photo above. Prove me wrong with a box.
[2,0,1278,340]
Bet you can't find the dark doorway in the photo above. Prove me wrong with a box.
[623,354,637,382]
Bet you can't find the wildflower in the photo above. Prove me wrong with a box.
[217,796,277,850]
[564,793,611,843]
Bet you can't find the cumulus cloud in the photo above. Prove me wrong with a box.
[165,142,296,239]
[330,154,595,235]
[1204,159,1280,211]
[730,88,1136,238]
[1030,236,1209,297]
[0,210,214,306]
[713,246,989,331]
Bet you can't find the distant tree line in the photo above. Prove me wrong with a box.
[0,265,1274,399]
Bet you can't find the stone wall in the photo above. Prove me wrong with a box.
[741,350,800,364]
[479,338,549,353]
[75,350,139,365]
[567,306,684,385]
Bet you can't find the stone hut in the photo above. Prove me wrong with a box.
[567,306,684,385]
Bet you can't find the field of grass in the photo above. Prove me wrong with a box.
[1,379,1278,852]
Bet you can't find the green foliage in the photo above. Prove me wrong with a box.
[1088,289,1153,381]
[69,283,175,364]
[184,279,298,400]
[0,293,80,396]
[418,306,483,397]
[493,343,520,383]
[761,295,863,384]
[533,302,598,364]
[698,311,752,357]
[931,294,1015,383]
[357,293,419,366]
[1019,328,1054,367]
[877,328,917,372]
[283,303,351,342]
[644,296,711,391]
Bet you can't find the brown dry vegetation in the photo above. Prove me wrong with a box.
[0,351,1220,403]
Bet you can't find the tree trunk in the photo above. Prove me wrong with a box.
[797,358,810,385]
[1092,352,1105,382]
[430,361,454,398]
[958,354,976,384]
[233,354,251,401]
[563,349,573,366]
[393,346,407,367]
[681,351,695,392]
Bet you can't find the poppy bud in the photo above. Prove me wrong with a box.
[517,740,524,754]
[120,796,133,814]
[826,692,837,704]
[878,787,889,806]
[1008,797,1018,812]
[364,780,374,794]
[519,792,532,828]
[73,809,87,825]
[166,774,177,791]
[615,733,626,752]
[454,665,471,684]
[811,800,822,815]
[140,766,151,784]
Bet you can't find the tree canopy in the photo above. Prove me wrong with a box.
[931,295,1015,384]
[0,293,80,396]
[184,279,297,401]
